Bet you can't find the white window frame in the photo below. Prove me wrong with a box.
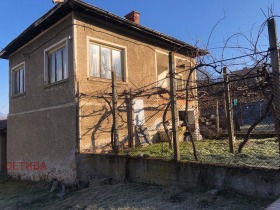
[11,62,25,96]
[87,37,127,82]
[155,50,169,89]
[44,38,68,84]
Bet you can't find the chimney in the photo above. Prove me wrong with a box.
[125,11,140,24]
[52,0,65,3]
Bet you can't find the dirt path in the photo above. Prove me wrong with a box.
[0,177,274,210]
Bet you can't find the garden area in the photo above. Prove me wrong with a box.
[121,138,280,169]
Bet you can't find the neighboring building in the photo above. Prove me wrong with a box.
[198,66,272,131]
[0,112,7,120]
[0,120,7,175]
[0,0,205,183]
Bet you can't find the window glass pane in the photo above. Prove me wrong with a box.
[47,54,51,83]
[112,50,122,80]
[89,44,100,77]
[50,53,56,83]
[62,46,68,79]
[89,43,124,80]
[13,71,15,94]
[101,47,111,79]
[46,43,67,84]
[56,49,63,81]
[19,69,24,93]
[17,70,21,94]
[15,71,19,94]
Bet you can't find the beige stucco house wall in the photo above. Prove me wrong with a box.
[73,12,200,153]
[0,0,205,183]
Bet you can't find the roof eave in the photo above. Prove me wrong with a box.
[0,2,72,59]
[0,0,207,59]
[70,0,207,57]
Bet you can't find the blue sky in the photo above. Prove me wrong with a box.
[1,0,280,114]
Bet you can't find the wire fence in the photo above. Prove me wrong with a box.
[75,17,280,171]
[78,61,280,170]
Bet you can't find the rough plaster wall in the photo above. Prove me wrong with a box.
[7,105,77,184]
[74,14,157,92]
[80,100,128,153]
[75,14,155,152]
[7,15,77,183]
[74,13,198,152]
[9,15,75,113]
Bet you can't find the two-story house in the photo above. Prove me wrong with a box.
[0,0,205,183]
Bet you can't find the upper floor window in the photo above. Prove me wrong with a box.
[12,63,25,96]
[44,39,68,84]
[89,43,124,81]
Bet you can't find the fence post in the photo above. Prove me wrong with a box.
[169,51,180,161]
[111,70,119,154]
[223,67,235,153]
[125,89,134,148]
[223,93,227,119]
[267,18,280,154]
[239,101,243,126]
[216,98,220,138]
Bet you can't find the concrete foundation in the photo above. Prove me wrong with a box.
[76,154,280,198]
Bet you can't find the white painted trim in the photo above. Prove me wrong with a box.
[8,102,76,117]
[174,55,189,61]
[44,37,69,84]
[73,13,78,83]
[11,61,25,96]
[154,51,157,87]
[9,13,73,58]
[11,62,25,72]
[86,36,128,82]
[155,51,169,88]
[86,36,90,79]
[87,36,127,50]
[44,37,68,53]
[155,49,168,55]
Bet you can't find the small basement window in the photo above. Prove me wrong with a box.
[179,110,195,125]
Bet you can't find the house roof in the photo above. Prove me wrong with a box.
[0,0,207,59]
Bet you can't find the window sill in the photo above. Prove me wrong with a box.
[11,92,26,99]
[87,77,127,85]
[44,79,69,89]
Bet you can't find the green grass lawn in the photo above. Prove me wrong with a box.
[121,138,280,169]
